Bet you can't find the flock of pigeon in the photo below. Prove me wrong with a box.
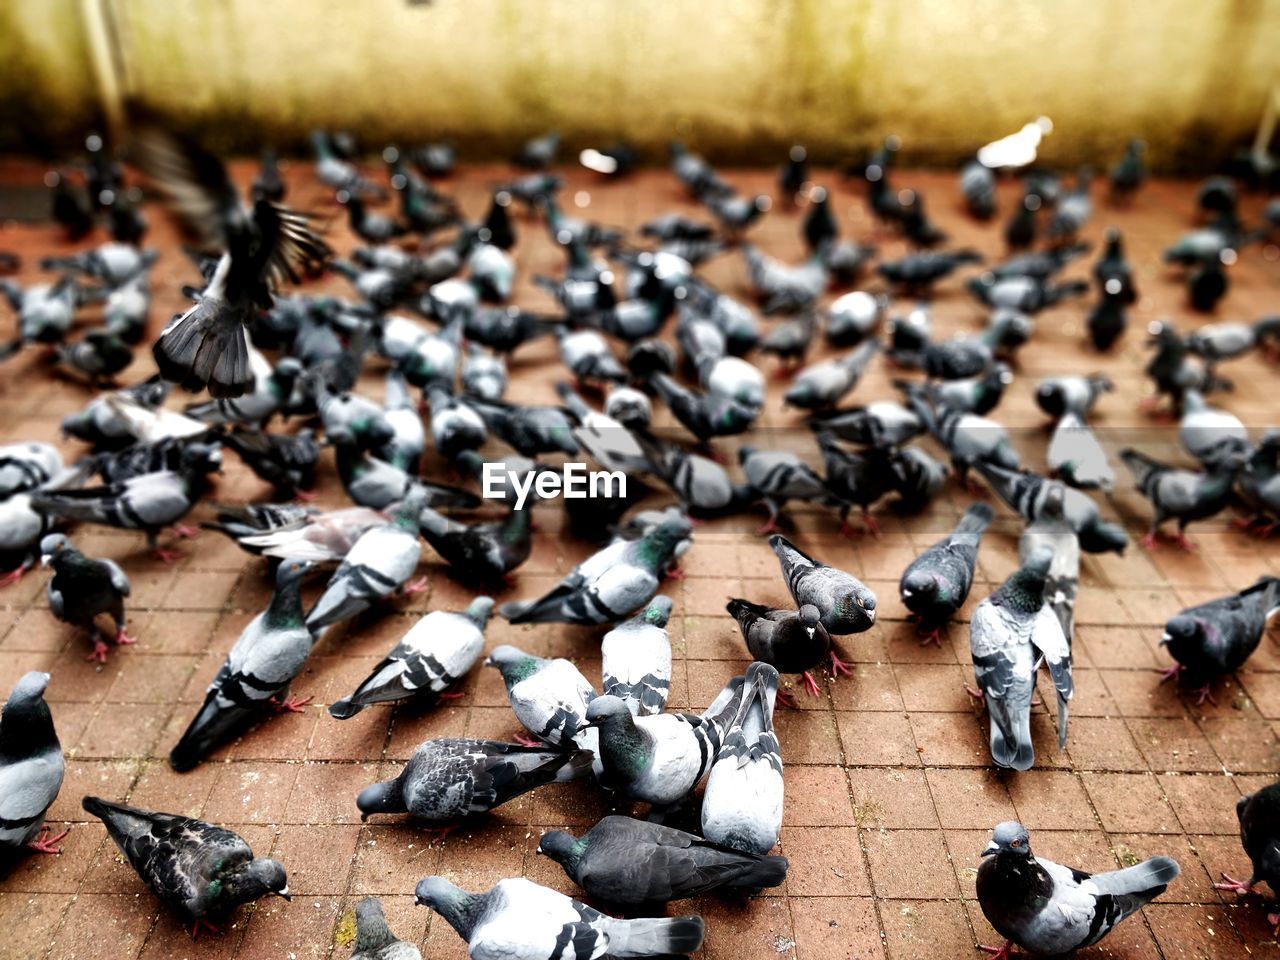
[0,125,1278,960]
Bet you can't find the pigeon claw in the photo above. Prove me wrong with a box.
[977,942,1015,960]
[114,628,137,646]
[1139,531,1160,551]
[295,488,318,502]
[964,684,986,702]
[828,650,852,679]
[0,567,25,587]
[755,517,780,536]
[27,825,69,855]
[918,627,942,647]
[272,694,313,714]
[85,639,110,663]
[172,523,201,540]
[801,671,822,697]
[1156,663,1182,684]
[404,576,429,595]
[1191,684,1218,707]
[190,918,221,940]
[1213,873,1255,896]
[665,565,685,581]
[775,688,798,709]
[1172,532,1196,552]
[513,733,543,748]
[861,509,882,539]
[153,547,182,564]
[438,691,466,701]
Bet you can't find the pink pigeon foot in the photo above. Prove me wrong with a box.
[801,671,822,697]
[296,488,318,502]
[190,919,222,940]
[665,566,685,581]
[861,509,882,539]
[172,524,200,539]
[1157,663,1182,683]
[1213,873,1255,895]
[918,627,942,647]
[965,685,986,702]
[1191,684,1218,706]
[513,733,543,747]
[114,628,137,646]
[828,650,852,679]
[423,824,458,844]
[756,516,780,536]
[775,688,798,709]
[153,547,182,563]
[977,942,1014,960]
[85,639,110,663]
[1173,532,1196,551]
[840,520,862,539]
[27,825,69,855]
[404,576,429,595]
[0,567,25,587]
[438,691,465,701]
[1139,531,1160,551]
[1267,911,1280,932]
[272,694,313,714]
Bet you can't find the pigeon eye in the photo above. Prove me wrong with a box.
[1011,839,1022,847]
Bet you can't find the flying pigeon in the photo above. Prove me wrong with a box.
[1158,576,1280,704]
[583,677,746,808]
[485,645,598,751]
[356,738,591,836]
[728,598,832,698]
[899,504,993,645]
[499,514,691,625]
[538,813,787,906]
[770,533,876,636]
[0,672,66,856]
[329,597,493,718]
[977,821,1178,959]
[601,596,673,716]
[305,487,427,634]
[415,875,704,960]
[82,796,290,936]
[169,559,316,770]
[1120,447,1246,550]
[968,545,1072,770]
[39,534,134,663]
[349,897,421,960]
[702,662,784,855]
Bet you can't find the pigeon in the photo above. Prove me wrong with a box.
[889,445,950,513]
[968,544,1072,770]
[1144,319,1221,414]
[1019,481,1079,643]
[1093,228,1137,303]
[759,311,817,369]
[600,596,673,717]
[499,514,691,625]
[705,191,771,234]
[769,533,876,636]
[134,126,329,397]
[1214,780,1280,928]
[222,427,319,498]
[0,442,63,497]
[901,384,1020,485]
[899,504,993,645]
[1178,389,1250,466]
[183,356,302,427]
[198,502,315,545]
[807,401,923,448]
[635,432,752,518]
[468,398,579,458]
[539,813,787,906]
[741,244,827,314]
[738,446,836,535]
[349,898,421,960]
[0,493,57,586]
[1047,167,1093,244]
[814,432,896,536]
[583,678,745,808]
[330,597,494,718]
[418,506,532,583]
[960,157,997,219]
[40,241,158,287]
[990,243,1091,281]
[647,372,757,444]
[967,274,1088,314]
[670,141,731,198]
[825,290,885,346]
[229,505,385,563]
[1120,447,1246,550]
[727,599,834,696]
[356,739,591,833]
[1239,432,1280,533]
[81,796,290,935]
[1187,315,1280,372]
[898,189,949,247]
[463,306,559,355]
[461,345,508,401]
[305,487,427,634]
[168,559,316,770]
[415,875,705,960]
[47,168,94,239]
[31,441,223,561]
[0,672,66,856]
[1048,412,1115,491]
[0,276,80,350]
[1158,576,1280,703]
[102,274,151,344]
[975,461,1128,555]
[1005,191,1041,250]
[783,341,880,410]
[556,383,650,477]
[1087,292,1128,352]
[39,534,134,663]
[977,821,1179,959]
[701,662,784,854]
[334,442,477,512]
[311,376,395,452]
[425,386,486,461]
[876,249,982,295]
[485,645,598,751]
[1034,374,1113,419]
[1109,139,1147,201]
[1188,257,1229,312]
[338,190,408,244]
[311,130,380,195]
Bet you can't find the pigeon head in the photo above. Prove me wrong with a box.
[642,595,674,627]
[275,559,315,587]
[583,694,632,729]
[1160,614,1205,659]
[0,672,57,755]
[536,830,585,871]
[484,644,540,688]
[834,589,876,628]
[228,857,290,903]
[356,777,407,820]
[39,533,73,565]
[414,876,477,935]
[994,546,1052,614]
[181,441,223,475]
[1079,519,1128,555]
[798,604,823,635]
[393,485,430,528]
[273,357,304,383]
[353,897,397,951]
[466,596,496,627]
[983,821,1032,859]
[901,570,940,604]
[6,671,51,706]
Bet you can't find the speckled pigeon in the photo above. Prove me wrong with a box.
[485,645,598,751]
[39,534,133,663]
[601,596,673,716]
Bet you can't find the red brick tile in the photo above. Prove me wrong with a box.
[1006,770,1098,830]
[925,768,1017,829]
[1082,773,1181,833]
[838,712,919,767]
[790,896,884,960]
[780,827,870,896]
[880,898,974,960]
[1127,717,1220,772]
[846,768,940,829]
[864,829,959,899]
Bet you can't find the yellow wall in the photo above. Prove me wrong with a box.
[2,0,1278,168]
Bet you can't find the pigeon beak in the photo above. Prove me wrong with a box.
[901,589,913,598]
[981,841,999,858]
[276,887,292,901]
[534,847,544,856]
[40,554,52,567]
[1158,633,1171,646]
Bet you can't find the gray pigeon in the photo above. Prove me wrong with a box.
[499,515,691,625]
[1178,388,1250,465]
[975,461,1128,555]
[305,487,427,634]
[901,383,1019,486]
[1019,482,1079,643]
[635,431,752,518]
[418,506,532,583]
[425,385,486,461]
[231,506,385,564]
[1047,410,1115,491]
[769,533,876,636]
[601,596,673,716]
[899,504,993,645]
[783,340,880,410]
[329,597,493,718]
[583,678,745,808]
[968,545,1072,770]
[415,875,704,960]
[82,796,290,936]
[356,739,591,835]
[169,560,316,771]
[1159,576,1280,704]
[1240,431,1280,533]
[978,822,1178,958]
[313,377,395,451]
[538,814,787,906]
[807,400,923,448]
[738,446,836,534]
[485,645,598,751]
[184,356,302,427]
[1120,447,1246,550]
[381,371,428,471]
[727,598,831,698]
[702,663,784,855]
[1035,374,1113,418]
[0,442,63,497]
[349,898,421,960]
[40,534,133,663]
[0,672,66,855]
[1214,779,1280,931]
